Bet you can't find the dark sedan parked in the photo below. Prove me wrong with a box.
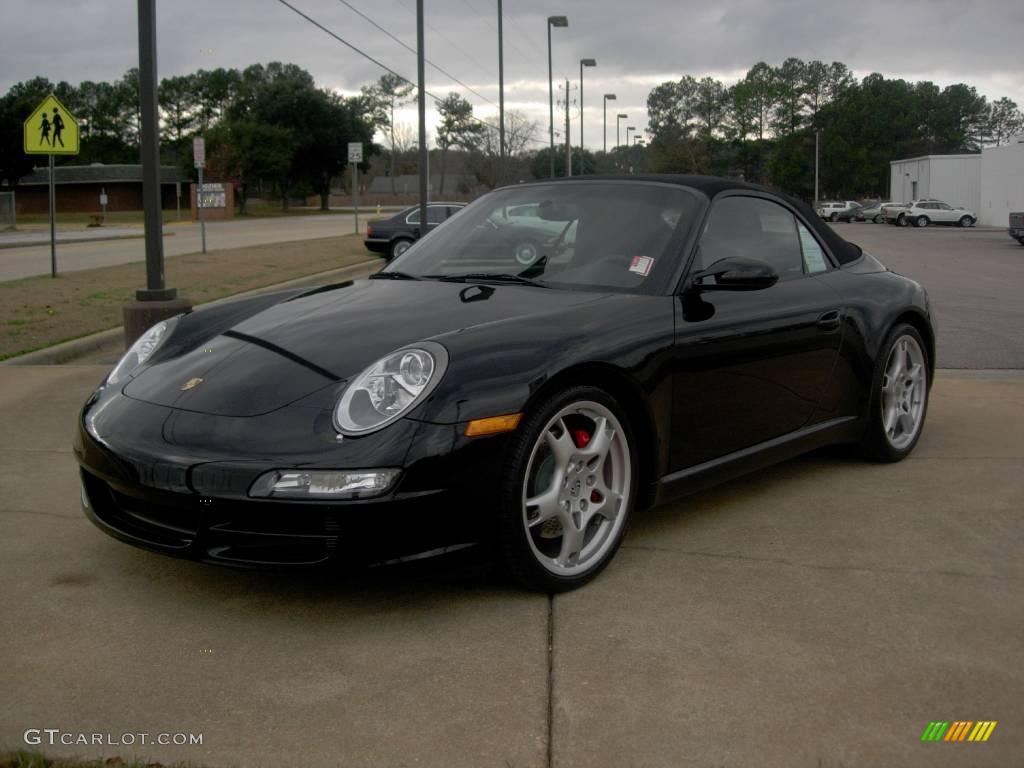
[76,175,934,591]
[364,202,466,260]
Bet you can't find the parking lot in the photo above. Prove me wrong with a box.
[1,224,1022,767]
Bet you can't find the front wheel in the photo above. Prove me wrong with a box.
[958,215,974,228]
[861,324,930,462]
[498,387,637,592]
[830,212,839,222]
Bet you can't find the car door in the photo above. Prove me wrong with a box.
[406,205,449,239]
[934,202,956,223]
[670,194,845,470]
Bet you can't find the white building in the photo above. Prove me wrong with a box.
[889,138,1024,226]
[979,138,1024,227]
[889,154,981,214]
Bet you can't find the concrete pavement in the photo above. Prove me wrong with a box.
[0,366,1021,767]
[0,214,359,281]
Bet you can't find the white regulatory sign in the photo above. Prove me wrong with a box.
[193,137,206,168]
[348,142,363,163]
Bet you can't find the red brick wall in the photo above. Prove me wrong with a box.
[13,183,188,214]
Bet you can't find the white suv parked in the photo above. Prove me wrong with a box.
[816,200,860,221]
[903,200,976,228]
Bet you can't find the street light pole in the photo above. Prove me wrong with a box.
[579,58,596,175]
[814,128,821,204]
[497,0,505,186]
[565,78,572,178]
[625,125,635,149]
[546,15,568,179]
[603,94,616,154]
[417,0,427,231]
[616,113,627,149]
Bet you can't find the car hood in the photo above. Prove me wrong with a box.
[122,278,607,417]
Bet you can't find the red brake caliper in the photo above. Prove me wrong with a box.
[569,428,602,503]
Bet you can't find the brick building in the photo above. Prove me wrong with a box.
[9,164,187,214]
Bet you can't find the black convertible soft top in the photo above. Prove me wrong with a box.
[540,174,864,265]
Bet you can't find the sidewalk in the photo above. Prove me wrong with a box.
[0,370,1021,767]
[0,226,151,250]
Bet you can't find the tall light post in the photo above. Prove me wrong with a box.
[616,113,627,149]
[547,15,568,179]
[814,128,821,204]
[578,58,596,175]
[626,125,636,148]
[603,94,616,154]
[497,0,505,185]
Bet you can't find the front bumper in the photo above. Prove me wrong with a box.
[74,393,509,569]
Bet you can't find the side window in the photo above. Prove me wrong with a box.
[426,206,447,224]
[406,210,420,225]
[797,223,829,273]
[700,196,806,280]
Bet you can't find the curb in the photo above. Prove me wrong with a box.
[0,232,150,251]
[1,257,383,366]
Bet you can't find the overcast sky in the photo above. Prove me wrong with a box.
[4,0,1023,150]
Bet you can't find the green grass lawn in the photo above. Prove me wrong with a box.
[0,233,380,360]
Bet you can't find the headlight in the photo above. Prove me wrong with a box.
[106,317,176,385]
[334,342,449,435]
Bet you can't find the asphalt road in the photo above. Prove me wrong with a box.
[0,365,1021,768]
[830,222,1024,369]
[0,214,359,281]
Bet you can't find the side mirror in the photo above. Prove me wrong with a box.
[692,257,778,291]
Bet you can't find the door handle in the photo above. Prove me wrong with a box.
[816,310,841,330]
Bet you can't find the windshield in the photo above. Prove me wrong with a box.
[382,182,700,294]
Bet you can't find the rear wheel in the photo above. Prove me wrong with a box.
[915,215,929,228]
[861,324,929,462]
[1018,237,1024,246]
[830,212,839,222]
[958,215,974,228]
[388,238,413,260]
[873,214,883,224]
[498,386,636,592]
[896,213,907,226]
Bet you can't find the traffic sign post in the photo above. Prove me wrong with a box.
[23,93,80,278]
[349,142,363,236]
[194,137,206,254]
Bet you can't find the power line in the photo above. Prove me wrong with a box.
[274,0,548,146]
[390,0,494,82]
[335,0,497,107]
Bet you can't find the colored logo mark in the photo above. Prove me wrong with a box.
[921,721,996,742]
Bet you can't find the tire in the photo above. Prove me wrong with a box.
[513,240,541,266]
[873,214,883,224]
[830,212,839,222]
[497,386,637,592]
[958,216,974,228]
[896,214,907,227]
[861,323,930,462]
[388,238,413,260]
[1018,237,1024,246]
[915,215,929,228]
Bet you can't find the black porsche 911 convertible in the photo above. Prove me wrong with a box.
[75,175,935,591]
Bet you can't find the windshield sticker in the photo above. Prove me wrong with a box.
[629,256,654,276]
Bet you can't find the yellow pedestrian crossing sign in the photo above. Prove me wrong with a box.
[24,94,79,155]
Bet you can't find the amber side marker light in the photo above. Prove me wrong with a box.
[465,413,522,437]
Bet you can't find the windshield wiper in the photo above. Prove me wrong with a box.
[370,270,421,281]
[428,272,548,288]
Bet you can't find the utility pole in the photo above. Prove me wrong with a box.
[565,78,572,178]
[497,0,505,186]
[123,0,190,346]
[417,0,427,234]
[814,128,821,204]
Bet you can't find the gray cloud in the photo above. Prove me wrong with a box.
[3,0,1022,150]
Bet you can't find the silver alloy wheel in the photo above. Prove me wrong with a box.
[916,215,929,227]
[522,401,631,576]
[392,240,412,257]
[959,216,973,228]
[880,335,927,450]
[514,241,540,266]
